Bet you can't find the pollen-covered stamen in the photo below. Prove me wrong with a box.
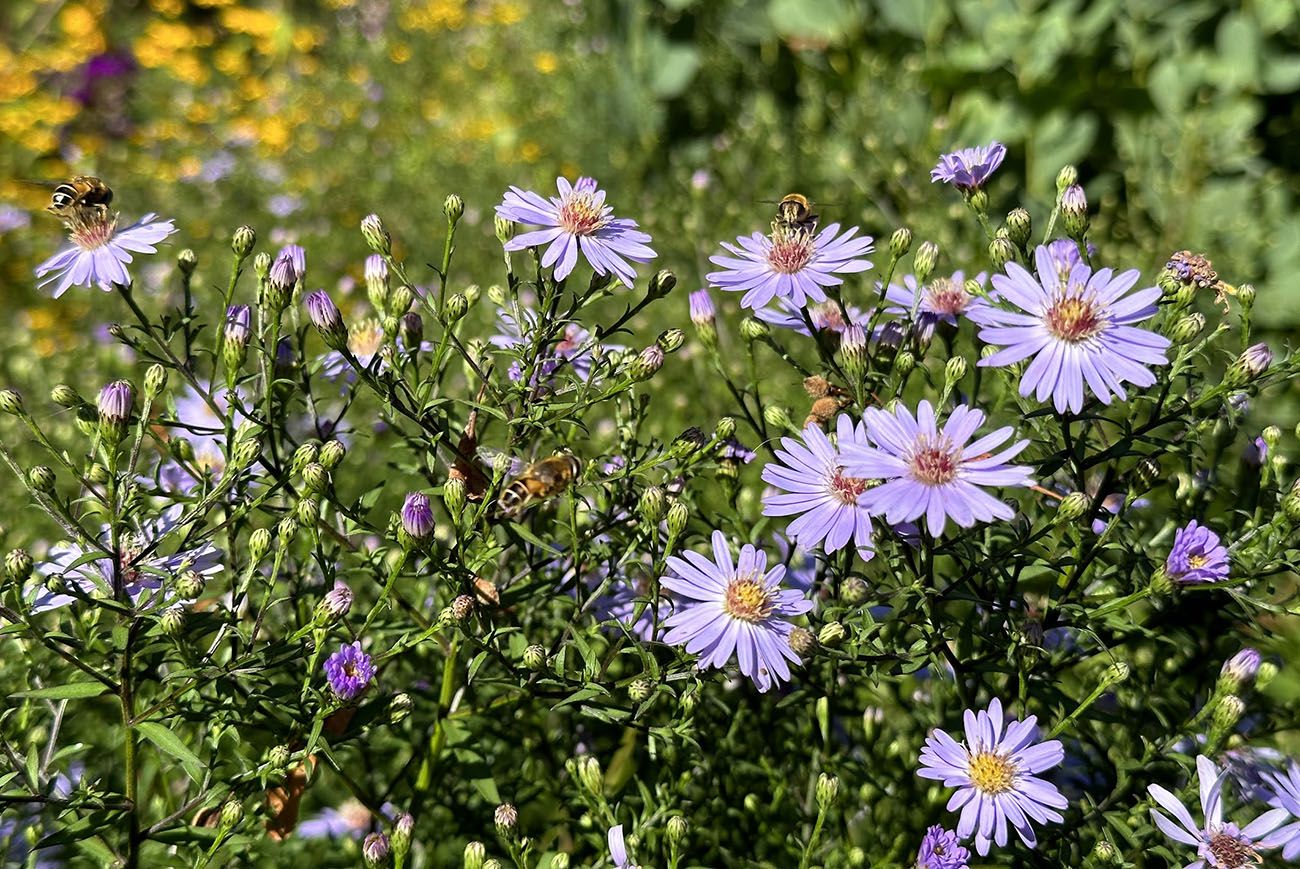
[909,435,959,486]
[1045,292,1105,342]
[967,751,1016,795]
[924,277,970,315]
[68,209,119,251]
[557,191,609,237]
[829,466,869,505]
[723,572,777,623]
[1206,829,1259,868]
[348,319,386,357]
[1188,554,1208,569]
[767,229,815,275]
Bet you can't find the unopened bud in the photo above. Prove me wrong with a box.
[443,477,466,518]
[1169,312,1206,344]
[889,227,912,259]
[522,644,546,670]
[577,755,603,796]
[231,437,260,470]
[1006,208,1032,248]
[1057,491,1090,524]
[1262,425,1282,452]
[1227,343,1273,386]
[818,621,845,648]
[363,831,391,868]
[1213,693,1245,732]
[305,291,346,350]
[1133,456,1161,493]
[160,605,185,637]
[913,241,939,285]
[631,345,664,381]
[841,577,868,605]
[1091,840,1117,863]
[1061,185,1089,238]
[28,466,55,494]
[1056,165,1078,192]
[763,404,794,433]
[1237,283,1256,310]
[290,442,319,476]
[1257,660,1279,689]
[494,214,515,245]
[318,439,346,470]
[840,325,867,382]
[451,594,474,620]
[815,773,839,812]
[249,528,271,563]
[97,380,133,442]
[667,815,687,845]
[1220,648,1261,690]
[444,293,469,323]
[464,841,486,869]
[276,516,298,544]
[399,312,424,350]
[657,328,685,354]
[444,193,465,224]
[232,225,256,260]
[666,500,688,539]
[944,356,967,386]
[176,248,198,277]
[1100,661,1130,688]
[789,627,816,656]
[401,492,435,541]
[5,549,33,582]
[0,389,26,416]
[316,583,353,624]
[628,677,654,702]
[175,570,205,600]
[391,812,414,862]
[649,269,677,299]
[219,798,244,831]
[638,486,665,525]
[361,213,391,256]
[265,744,291,773]
[49,384,81,408]
[389,692,413,724]
[989,236,1017,271]
[739,317,769,341]
[494,803,518,835]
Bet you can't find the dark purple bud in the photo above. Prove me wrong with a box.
[305,290,347,349]
[401,492,434,539]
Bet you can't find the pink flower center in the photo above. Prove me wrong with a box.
[1045,294,1104,342]
[967,751,1016,795]
[809,302,846,331]
[924,277,969,315]
[909,436,959,485]
[723,573,775,623]
[829,467,869,505]
[557,191,608,236]
[1206,829,1258,868]
[70,212,118,251]
[767,230,814,275]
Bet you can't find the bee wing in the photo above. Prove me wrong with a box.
[477,447,524,477]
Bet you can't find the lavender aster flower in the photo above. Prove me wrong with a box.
[755,297,875,337]
[608,824,639,869]
[1166,520,1230,584]
[401,492,434,540]
[884,271,993,339]
[495,176,656,287]
[917,697,1067,855]
[661,530,813,692]
[324,641,374,700]
[225,304,251,345]
[917,825,970,869]
[1261,762,1300,860]
[689,288,715,327]
[489,307,619,383]
[977,245,1171,414]
[159,382,248,492]
[592,570,666,643]
[36,211,176,298]
[840,401,1033,536]
[761,414,876,560]
[298,799,373,840]
[707,223,874,310]
[97,380,134,426]
[931,142,1007,189]
[321,317,386,381]
[1149,755,1287,869]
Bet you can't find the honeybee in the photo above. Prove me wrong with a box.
[497,453,582,515]
[45,175,114,221]
[774,192,818,236]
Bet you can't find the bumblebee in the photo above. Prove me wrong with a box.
[498,453,582,515]
[45,175,114,221]
[774,192,818,236]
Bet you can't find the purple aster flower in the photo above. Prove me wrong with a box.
[755,297,875,337]
[917,697,1067,855]
[883,271,993,340]
[591,568,666,643]
[324,641,374,701]
[608,823,639,868]
[1149,755,1287,869]
[1166,520,1230,584]
[917,825,970,869]
[1221,649,1261,687]
[297,799,373,840]
[762,414,877,560]
[400,492,434,540]
[321,317,387,381]
[1261,762,1300,860]
[840,401,1033,536]
[225,304,251,345]
[36,211,176,298]
[977,245,1171,414]
[0,204,31,235]
[28,505,223,613]
[495,176,655,287]
[97,380,134,426]
[931,141,1007,189]
[707,222,874,310]
[157,382,248,492]
[269,244,304,291]
[689,288,715,328]
[661,530,814,692]
[489,307,620,384]
[719,437,756,465]
[1089,491,1150,535]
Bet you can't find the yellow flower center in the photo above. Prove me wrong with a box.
[69,210,118,251]
[1045,292,1104,342]
[723,574,775,623]
[557,190,608,236]
[348,319,385,357]
[767,229,814,275]
[967,751,1016,794]
[1188,554,1208,569]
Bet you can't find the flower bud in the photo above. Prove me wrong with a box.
[401,493,434,541]
[628,677,654,702]
[1091,840,1117,863]
[649,269,677,299]
[763,404,794,433]
[789,627,816,656]
[160,605,186,637]
[1100,661,1130,688]
[305,291,347,350]
[442,477,466,518]
[252,251,273,283]
[28,465,55,494]
[1169,312,1205,344]
[494,803,518,836]
[390,812,414,862]
[444,193,465,224]
[175,247,198,277]
[175,570,205,600]
[232,225,256,260]
[1263,425,1282,452]
[443,292,469,324]
[1056,164,1078,192]
[249,528,271,563]
[576,755,603,796]
[49,384,82,408]
[1061,185,1089,238]
[1006,208,1032,248]
[689,288,716,330]
[452,594,474,620]
[363,831,392,868]
[388,692,414,724]
[893,349,916,377]
[318,439,346,470]
[389,284,415,317]
[657,328,685,354]
[1220,648,1261,690]
[840,324,867,383]
[483,858,503,869]
[361,213,391,255]
[739,317,769,341]
[494,214,516,245]
[301,462,329,494]
[889,227,912,259]
[551,854,569,869]
[1227,343,1273,386]
[1237,283,1256,310]
[219,798,244,831]
[815,773,839,812]
[989,236,1017,271]
[714,418,737,443]
[1257,660,1279,689]
[0,390,22,416]
[1282,479,1300,523]
[266,744,291,773]
[1056,491,1090,524]
[913,241,939,285]
[1133,456,1161,493]
[97,380,133,441]
[667,815,688,845]
[86,460,109,483]
[5,549,33,582]
[276,515,298,544]
[818,621,845,648]
[631,345,664,381]
[231,437,261,471]
[399,312,424,351]
[1212,693,1245,733]
[523,644,547,670]
[290,442,319,476]
[666,500,688,539]
[464,841,486,869]
[316,582,353,625]
[638,486,665,525]
[944,355,967,387]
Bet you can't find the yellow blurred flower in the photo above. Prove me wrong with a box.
[532,52,558,74]
[390,43,412,64]
[520,141,542,162]
[219,7,280,40]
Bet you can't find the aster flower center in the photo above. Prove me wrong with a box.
[967,750,1016,794]
[1045,294,1105,342]
[925,278,969,315]
[69,211,119,251]
[1206,829,1258,868]
[1187,554,1208,569]
[349,320,385,358]
[829,467,870,505]
[557,191,609,236]
[767,230,815,275]
[723,573,776,623]
[909,436,959,486]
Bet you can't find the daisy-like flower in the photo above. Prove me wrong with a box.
[1261,762,1300,860]
[488,307,621,384]
[661,530,813,692]
[608,824,641,869]
[762,414,876,560]
[1165,520,1230,584]
[1148,755,1288,869]
[917,697,1067,855]
[156,382,248,493]
[591,569,666,643]
[36,211,176,298]
[840,401,1034,536]
[495,176,655,288]
[931,142,1007,189]
[28,505,223,613]
[755,297,874,337]
[884,271,993,340]
[708,222,874,311]
[976,245,1171,414]
[916,825,970,869]
[321,317,429,383]
[324,641,374,701]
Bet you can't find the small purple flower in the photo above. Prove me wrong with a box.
[917,697,1067,855]
[362,832,390,865]
[840,401,1033,536]
[707,223,874,310]
[761,414,876,560]
[489,307,619,384]
[36,212,176,298]
[661,530,813,692]
[496,176,656,287]
[608,823,637,868]
[1166,520,1230,584]
[225,305,251,344]
[97,380,134,425]
[689,288,716,327]
[305,290,346,348]
[1221,649,1261,687]
[401,493,434,540]
[1149,755,1287,869]
[591,567,665,644]
[883,271,993,340]
[917,825,970,869]
[270,244,304,290]
[159,382,248,491]
[977,245,1171,414]
[1262,762,1300,860]
[755,297,875,337]
[931,142,1007,189]
[298,799,373,840]
[719,437,756,465]
[324,641,374,700]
